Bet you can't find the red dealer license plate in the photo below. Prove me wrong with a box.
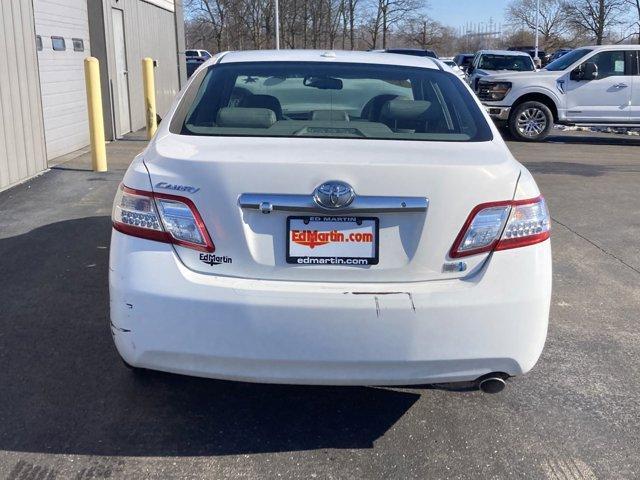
[286,216,379,265]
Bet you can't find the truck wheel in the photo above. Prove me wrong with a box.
[508,101,553,142]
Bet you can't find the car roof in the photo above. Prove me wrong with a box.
[386,48,434,52]
[581,44,640,50]
[215,49,441,70]
[477,49,532,56]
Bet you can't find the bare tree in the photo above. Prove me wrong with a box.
[185,17,215,49]
[346,0,360,48]
[183,0,634,55]
[506,0,568,49]
[377,0,421,48]
[626,0,640,43]
[400,15,444,49]
[237,0,267,49]
[362,1,384,48]
[279,0,300,48]
[185,0,229,51]
[562,0,627,44]
[326,0,346,48]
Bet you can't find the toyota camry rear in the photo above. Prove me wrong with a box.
[109,50,551,389]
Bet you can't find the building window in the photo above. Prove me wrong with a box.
[72,38,84,52]
[51,36,66,51]
[36,35,43,51]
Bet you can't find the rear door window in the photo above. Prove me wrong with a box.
[630,51,640,75]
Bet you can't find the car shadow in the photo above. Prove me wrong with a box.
[503,129,640,147]
[0,216,436,457]
[522,161,640,177]
[545,133,640,146]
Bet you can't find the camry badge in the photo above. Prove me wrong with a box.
[155,182,200,194]
[313,181,355,209]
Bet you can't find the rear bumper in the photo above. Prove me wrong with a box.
[109,230,552,385]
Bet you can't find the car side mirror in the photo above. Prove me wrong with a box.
[467,65,475,74]
[571,62,598,81]
[583,62,598,81]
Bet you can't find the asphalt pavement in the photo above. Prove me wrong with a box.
[0,130,638,479]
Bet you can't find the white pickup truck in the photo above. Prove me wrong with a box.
[478,45,640,141]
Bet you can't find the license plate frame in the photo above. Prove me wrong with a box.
[286,216,379,266]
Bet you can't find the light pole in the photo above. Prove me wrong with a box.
[534,0,540,67]
[275,0,280,49]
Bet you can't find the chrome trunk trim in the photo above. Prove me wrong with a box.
[238,193,428,214]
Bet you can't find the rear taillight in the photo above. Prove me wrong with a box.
[112,185,214,252]
[449,196,550,258]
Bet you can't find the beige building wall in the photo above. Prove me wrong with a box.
[0,0,48,192]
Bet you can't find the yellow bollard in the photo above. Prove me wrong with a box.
[142,58,157,140]
[84,57,107,172]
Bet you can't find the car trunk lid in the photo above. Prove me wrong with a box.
[143,134,519,283]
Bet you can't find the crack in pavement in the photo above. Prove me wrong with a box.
[552,217,640,276]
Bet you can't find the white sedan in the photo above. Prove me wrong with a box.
[441,57,467,80]
[110,50,551,393]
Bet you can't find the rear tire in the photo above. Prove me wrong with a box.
[508,101,553,142]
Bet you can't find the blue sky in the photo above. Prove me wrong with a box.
[428,0,509,31]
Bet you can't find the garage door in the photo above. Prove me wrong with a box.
[34,0,90,160]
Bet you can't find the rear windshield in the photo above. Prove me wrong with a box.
[175,61,492,142]
[479,54,535,71]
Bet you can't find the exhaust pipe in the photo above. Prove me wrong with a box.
[477,375,507,394]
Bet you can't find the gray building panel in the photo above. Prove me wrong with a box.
[34,0,92,160]
[102,0,181,136]
[174,0,187,88]
[87,0,114,140]
[0,0,183,190]
[0,0,47,192]
[125,0,181,128]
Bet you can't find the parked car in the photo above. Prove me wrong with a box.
[467,50,536,91]
[441,57,467,80]
[478,44,640,141]
[382,48,438,59]
[546,48,572,64]
[186,57,206,78]
[110,50,551,393]
[453,53,475,71]
[508,46,546,62]
[185,49,212,60]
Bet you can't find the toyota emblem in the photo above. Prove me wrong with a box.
[313,181,356,209]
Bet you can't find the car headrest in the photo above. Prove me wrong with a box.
[380,99,432,121]
[360,94,400,121]
[239,94,283,119]
[216,108,276,129]
[311,110,349,121]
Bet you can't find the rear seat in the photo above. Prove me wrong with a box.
[239,94,283,120]
[216,107,276,129]
[379,99,433,132]
[380,98,453,133]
